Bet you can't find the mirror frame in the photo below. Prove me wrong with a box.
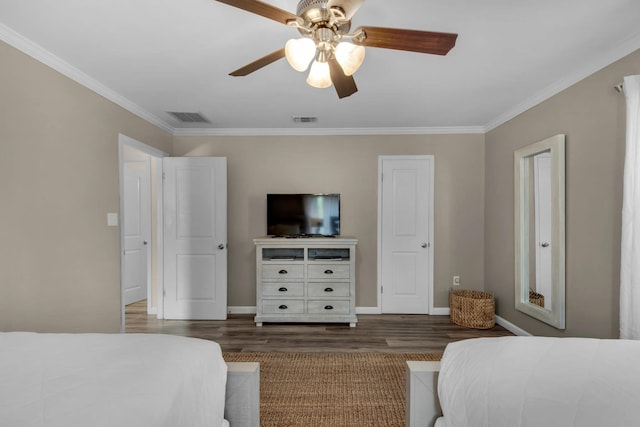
[514,134,566,329]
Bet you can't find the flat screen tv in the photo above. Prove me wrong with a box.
[267,194,340,237]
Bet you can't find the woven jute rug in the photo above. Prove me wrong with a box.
[223,352,440,427]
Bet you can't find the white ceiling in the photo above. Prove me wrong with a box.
[1,0,639,135]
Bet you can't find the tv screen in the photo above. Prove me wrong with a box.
[267,194,340,237]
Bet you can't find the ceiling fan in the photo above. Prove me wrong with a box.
[215,0,458,99]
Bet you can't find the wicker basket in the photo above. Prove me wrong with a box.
[449,289,495,329]
[529,289,545,308]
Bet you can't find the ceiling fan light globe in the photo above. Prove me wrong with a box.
[335,42,365,76]
[285,38,316,72]
[306,60,332,88]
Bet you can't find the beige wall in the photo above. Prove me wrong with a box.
[485,48,640,338]
[173,134,486,309]
[4,31,636,337]
[0,41,172,332]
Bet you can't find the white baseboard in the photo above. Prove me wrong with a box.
[228,306,257,314]
[430,307,450,316]
[356,306,382,315]
[220,308,533,336]
[495,315,532,336]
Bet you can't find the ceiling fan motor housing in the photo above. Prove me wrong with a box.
[296,0,351,36]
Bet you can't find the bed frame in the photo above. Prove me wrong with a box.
[226,362,260,427]
[405,361,441,427]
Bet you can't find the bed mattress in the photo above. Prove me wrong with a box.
[437,336,640,427]
[0,332,228,427]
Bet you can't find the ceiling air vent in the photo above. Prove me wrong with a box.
[292,116,318,123]
[168,111,210,123]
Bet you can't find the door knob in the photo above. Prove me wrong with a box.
[143,241,148,245]
[541,242,550,248]
[218,244,225,250]
[421,243,429,248]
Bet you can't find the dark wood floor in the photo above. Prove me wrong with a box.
[125,301,513,353]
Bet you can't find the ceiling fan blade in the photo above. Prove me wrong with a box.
[328,58,358,99]
[229,48,286,76]
[327,0,365,20]
[214,0,298,25]
[352,26,458,55]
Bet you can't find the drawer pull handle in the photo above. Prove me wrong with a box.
[278,305,288,310]
[324,305,334,310]
[278,287,288,292]
[278,269,288,274]
[324,269,334,274]
[324,287,334,292]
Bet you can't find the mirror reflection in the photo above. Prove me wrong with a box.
[514,135,565,329]
[527,151,551,309]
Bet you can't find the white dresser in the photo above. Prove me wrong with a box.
[253,237,358,327]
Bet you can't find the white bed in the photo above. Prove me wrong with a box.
[406,336,640,427]
[0,332,259,427]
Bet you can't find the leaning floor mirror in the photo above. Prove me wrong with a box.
[514,134,565,329]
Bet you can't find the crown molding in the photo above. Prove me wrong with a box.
[3,21,639,138]
[0,23,174,134]
[485,31,640,132]
[0,26,481,138]
[172,125,486,137]
[0,24,482,138]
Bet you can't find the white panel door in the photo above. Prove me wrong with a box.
[534,152,552,309]
[123,161,150,305]
[163,157,227,320]
[379,156,433,314]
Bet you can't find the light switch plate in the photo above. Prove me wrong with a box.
[107,213,119,227]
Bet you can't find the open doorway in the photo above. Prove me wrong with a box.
[118,134,167,332]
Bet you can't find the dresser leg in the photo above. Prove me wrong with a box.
[349,322,356,328]
[256,322,263,327]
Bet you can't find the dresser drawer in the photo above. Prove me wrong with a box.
[307,264,350,279]
[307,300,351,315]
[262,264,304,280]
[308,282,350,297]
[262,299,305,314]
[263,282,304,297]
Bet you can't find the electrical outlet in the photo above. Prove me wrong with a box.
[453,276,461,286]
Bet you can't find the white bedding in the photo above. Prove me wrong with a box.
[437,336,640,427]
[0,332,228,427]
